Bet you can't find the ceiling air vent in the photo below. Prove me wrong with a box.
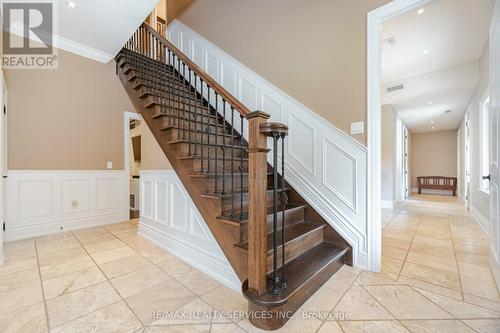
[386,84,404,93]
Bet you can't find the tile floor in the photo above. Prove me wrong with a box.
[0,195,499,332]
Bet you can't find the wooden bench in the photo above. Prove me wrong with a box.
[417,176,457,196]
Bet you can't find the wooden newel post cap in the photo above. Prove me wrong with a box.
[259,122,289,137]
[246,110,270,120]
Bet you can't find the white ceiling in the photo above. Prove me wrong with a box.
[8,0,159,62]
[381,0,494,133]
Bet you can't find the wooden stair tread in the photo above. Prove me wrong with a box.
[217,204,305,224]
[235,220,325,251]
[201,187,289,199]
[177,155,249,161]
[243,242,348,306]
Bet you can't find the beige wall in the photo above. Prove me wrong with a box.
[5,44,172,171]
[141,120,172,170]
[168,0,194,25]
[178,0,391,145]
[410,130,458,189]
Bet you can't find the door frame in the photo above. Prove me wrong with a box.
[367,0,433,271]
[124,111,142,221]
[0,72,6,265]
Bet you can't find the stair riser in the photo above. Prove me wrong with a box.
[159,114,220,128]
[240,206,305,242]
[167,124,232,137]
[187,159,248,173]
[220,190,289,216]
[265,228,323,274]
[203,174,273,194]
[173,141,246,157]
[140,91,205,107]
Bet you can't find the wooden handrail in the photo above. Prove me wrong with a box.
[142,23,252,117]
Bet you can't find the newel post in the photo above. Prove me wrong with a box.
[245,110,271,295]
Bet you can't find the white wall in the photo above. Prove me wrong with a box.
[461,42,491,231]
[381,105,396,207]
[0,72,6,264]
[5,170,127,241]
[138,170,240,291]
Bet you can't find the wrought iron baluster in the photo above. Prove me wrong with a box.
[231,107,235,217]
[240,115,244,217]
[280,133,287,289]
[272,133,280,295]
[214,93,219,194]
[222,99,226,194]
[200,80,205,171]
[188,68,192,155]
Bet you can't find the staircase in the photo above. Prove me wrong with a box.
[116,23,352,330]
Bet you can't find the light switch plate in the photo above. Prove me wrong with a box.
[351,121,364,134]
[107,161,113,169]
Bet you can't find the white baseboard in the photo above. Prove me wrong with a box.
[381,200,395,210]
[139,170,240,292]
[5,213,126,241]
[470,205,490,236]
[0,252,4,266]
[6,170,127,241]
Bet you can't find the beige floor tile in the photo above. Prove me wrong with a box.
[37,246,88,266]
[151,298,231,326]
[238,317,323,333]
[110,266,171,298]
[317,321,343,333]
[460,274,500,302]
[382,244,408,261]
[299,284,344,314]
[416,288,500,319]
[364,285,452,319]
[409,242,456,260]
[324,265,360,293]
[0,302,47,333]
[36,232,75,243]
[46,281,121,328]
[39,254,96,281]
[338,320,409,333]
[412,235,454,249]
[211,323,246,333]
[99,253,154,279]
[0,266,40,292]
[382,235,412,250]
[42,266,106,300]
[0,283,43,315]
[179,269,220,296]
[83,238,124,254]
[74,229,117,245]
[332,286,394,320]
[51,301,142,333]
[3,239,37,261]
[144,325,211,333]
[136,245,173,263]
[455,252,490,267]
[90,245,137,264]
[461,319,500,333]
[397,276,462,300]
[126,280,196,325]
[35,237,81,256]
[0,256,38,274]
[156,256,196,279]
[400,261,461,291]
[201,285,248,322]
[405,251,458,273]
[400,320,474,332]
[458,261,497,282]
[464,293,500,312]
[356,271,401,285]
[382,256,404,275]
[105,222,137,233]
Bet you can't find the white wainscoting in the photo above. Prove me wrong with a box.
[138,170,240,291]
[6,170,127,241]
[167,20,370,269]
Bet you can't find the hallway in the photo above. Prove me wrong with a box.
[0,196,499,332]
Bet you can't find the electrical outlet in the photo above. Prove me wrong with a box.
[351,121,364,134]
[107,161,113,169]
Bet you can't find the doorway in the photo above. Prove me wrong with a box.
[124,112,142,221]
[0,72,7,263]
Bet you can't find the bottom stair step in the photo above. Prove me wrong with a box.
[242,242,349,330]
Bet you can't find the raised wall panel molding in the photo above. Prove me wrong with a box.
[6,170,127,241]
[139,170,240,291]
[167,20,369,269]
